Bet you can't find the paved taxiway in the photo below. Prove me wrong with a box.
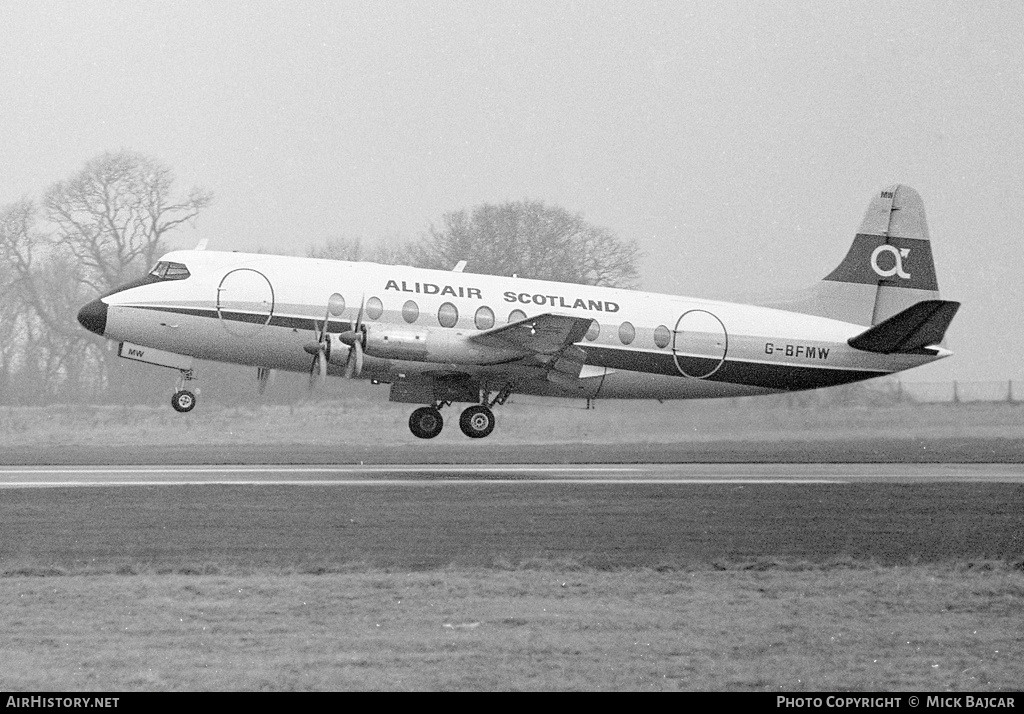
[2,462,1023,487]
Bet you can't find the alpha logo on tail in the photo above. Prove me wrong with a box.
[870,244,911,280]
[824,234,936,291]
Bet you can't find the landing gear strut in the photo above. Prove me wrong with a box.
[171,368,198,413]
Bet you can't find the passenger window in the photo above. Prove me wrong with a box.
[438,302,458,328]
[654,325,671,349]
[508,309,527,323]
[585,321,600,341]
[402,300,419,324]
[366,297,384,320]
[328,293,345,316]
[618,321,636,345]
[474,306,495,330]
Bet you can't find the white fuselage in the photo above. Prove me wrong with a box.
[93,250,944,402]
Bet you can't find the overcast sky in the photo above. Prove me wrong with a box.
[2,1,1021,383]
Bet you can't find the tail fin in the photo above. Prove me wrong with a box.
[764,185,942,326]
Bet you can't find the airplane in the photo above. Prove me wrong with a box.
[77,184,959,439]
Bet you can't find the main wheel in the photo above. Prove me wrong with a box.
[409,406,444,439]
[171,390,196,413]
[459,405,495,439]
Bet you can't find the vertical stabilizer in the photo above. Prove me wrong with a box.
[763,185,941,326]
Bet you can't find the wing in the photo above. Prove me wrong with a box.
[470,313,595,387]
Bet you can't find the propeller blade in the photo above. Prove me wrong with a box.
[307,354,318,392]
[318,308,330,343]
[344,338,364,379]
[354,295,365,332]
[307,348,329,393]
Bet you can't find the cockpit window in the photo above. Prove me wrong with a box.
[149,261,191,280]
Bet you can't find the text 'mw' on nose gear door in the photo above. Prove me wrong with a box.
[672,309,728,378]
[216,269,275,337]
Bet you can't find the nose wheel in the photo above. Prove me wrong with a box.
[171,389,196,413]
[171,368,198,413]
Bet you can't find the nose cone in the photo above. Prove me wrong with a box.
[77,299,108,336]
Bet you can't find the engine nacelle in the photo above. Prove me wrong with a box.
[364,326,429,361]
[360,325,520,365]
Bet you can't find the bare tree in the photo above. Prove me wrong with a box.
[308,235,367,262]
[0,198,57,329]
[308,234,408,265]
[413,200,641,288]
[0,199,110,401]
[44,150,213,293]
[0,153,212,403]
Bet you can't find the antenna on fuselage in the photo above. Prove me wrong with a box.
[194,239,209,251]
[452,260,467,272]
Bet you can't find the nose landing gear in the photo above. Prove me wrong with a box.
[171,368,198,413]
[171,389,196,413]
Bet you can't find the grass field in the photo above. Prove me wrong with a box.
[1,563,1021,691]
[1,388,1022,449]
[2,394,1021,691]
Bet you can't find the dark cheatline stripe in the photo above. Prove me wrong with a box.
[710,358,883,390]
[134,305,353,333]
[582,344,882,390]
[128,304,883,391]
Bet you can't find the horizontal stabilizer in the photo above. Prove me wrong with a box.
[848,300,960,354]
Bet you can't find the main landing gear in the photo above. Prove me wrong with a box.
[409,406,445,439]
[408,389,508,439]
[459,404,495,438]
[171,368,198,413]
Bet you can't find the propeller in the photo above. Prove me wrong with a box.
[303,293,346,392]
[338,295,366,378]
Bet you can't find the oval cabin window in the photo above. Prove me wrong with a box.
[654,325,671,349]
[475,306,495,330]
[402,300,419,324]
[438,302,458,328]
[366,297,384,320]
[618,321,636,345]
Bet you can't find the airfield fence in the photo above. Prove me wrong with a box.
[882,380,1021,404]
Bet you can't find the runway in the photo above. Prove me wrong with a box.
[1,462,1023,487]
[1,462,1022,569]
